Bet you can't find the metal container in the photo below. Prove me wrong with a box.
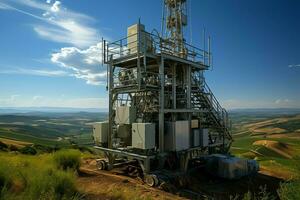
[93,121,108,145]
[132,123,156,149]
[193,129,200,147]
[127,24,152,54]
[191,119,199,128]
[117,124,132,146]
[200,129,209,147]
[115,106,136,124]
[165,121,190,151]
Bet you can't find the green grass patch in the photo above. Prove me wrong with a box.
[53,149,81,171]
[0,149,83,200]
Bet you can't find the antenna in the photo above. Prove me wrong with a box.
[162,0,188,55]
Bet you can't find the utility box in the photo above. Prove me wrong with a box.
[132,123,156,149]
[127,24,152,54]
[193,129,200,147]
[191,119,199,128]
[165,121,190,151]
[200,129,209,147]
[93,121,108,145]
[115,106,136,124]
[117,124,132,146]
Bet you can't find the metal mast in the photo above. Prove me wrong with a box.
[162,0,188,57]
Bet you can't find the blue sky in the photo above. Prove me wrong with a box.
[0,0,299,109]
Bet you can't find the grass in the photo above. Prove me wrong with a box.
[53,149,81,171]
[0,149,83,200]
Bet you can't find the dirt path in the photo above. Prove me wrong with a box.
[77,162,185,200]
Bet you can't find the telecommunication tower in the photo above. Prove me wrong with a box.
[92,0,237,186]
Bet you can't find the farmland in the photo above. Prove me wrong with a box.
[0,112,107,147]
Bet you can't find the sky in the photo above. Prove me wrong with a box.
[0,0,299,110]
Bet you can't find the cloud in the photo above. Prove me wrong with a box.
[0,68,68,77]
[288,64,300,68]
[51,43,107,85]
[1,0,100,47]
[50,1,60,12]
[33,95,43,101]
[275,99,290,104]
[0,96,108,109]
[1,0,108,85]
[221,98,300,109]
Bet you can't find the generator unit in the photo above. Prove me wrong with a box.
[92,0,243,187]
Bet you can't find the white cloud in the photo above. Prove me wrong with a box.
[50,1,60,12]
[1,0,109,85]
[33,95,43,101]
[288,64,300,68]
[0,96,108,109]
[1,0,100,47]
[221,98,300,109]
[0,68,68,77]
[0,2,10,9]
[46,0,52,4]
[51,43,107,85]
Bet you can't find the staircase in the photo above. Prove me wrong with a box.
[191,78,232,149]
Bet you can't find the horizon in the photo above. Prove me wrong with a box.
[0,0,299,109]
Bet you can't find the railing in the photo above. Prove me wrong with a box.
[192,77,230,130]
[103,30,211,66]
[113,68,159,88]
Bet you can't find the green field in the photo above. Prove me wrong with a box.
[230,110,300,179]
[0,112,107,147]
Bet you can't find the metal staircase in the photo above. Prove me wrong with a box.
[191,78,232,149]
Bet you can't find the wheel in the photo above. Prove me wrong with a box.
[96,160,106,170]
[144,174,158,187]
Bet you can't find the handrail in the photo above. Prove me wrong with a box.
[192,76,230,130]
[103,30,211,66]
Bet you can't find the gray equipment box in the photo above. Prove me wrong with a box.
[132,123,156,149]
[127,24,153,54]
[200,129,209,147]
[93,121,108,145]
[117,124,132,146]
[115,106,136,124]
[165,121,190,151]
[193,129,200,147]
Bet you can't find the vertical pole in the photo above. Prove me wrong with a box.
[187,65,192,147]
[208,36,211,67]
[159,56,165,153]
[137,20,141,90]
[108,56,114,149]
[172,64,176,110]
[203,28,206,65]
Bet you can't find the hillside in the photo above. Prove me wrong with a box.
[230,112,300,180]
[0,112,107,147]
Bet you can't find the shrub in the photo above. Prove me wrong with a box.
[278,181,300,200]
[52,170,77,199]
[53,150,81,171]
[24,169,78,200]
[8,145,18,151]
[19,146,37,155]
[0,142,8,150]
[0,163,12,191]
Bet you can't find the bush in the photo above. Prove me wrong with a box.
[53,171,77,199]
[278,181,300,200]
[8,145,18,151]
[25,169,78,200]
[0,163,12,191]
[0,142,8,150]
[19,146,37,155]
[53,150,81,171]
